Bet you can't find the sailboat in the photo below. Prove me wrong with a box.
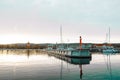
[102,27,118,53]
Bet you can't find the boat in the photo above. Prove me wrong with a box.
[65,36,91,58]
[102,27,119,53]
[103,46,119,53]
[54,26,91,58]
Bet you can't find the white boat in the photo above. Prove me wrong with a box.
[102,27,118,53]
[103,47,118,53]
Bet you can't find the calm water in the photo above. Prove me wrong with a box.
[0,49,120,80]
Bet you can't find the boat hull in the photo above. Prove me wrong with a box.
[65,49,91,58]
[103,49,119,53]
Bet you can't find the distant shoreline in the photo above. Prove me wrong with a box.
[0,43,119,49]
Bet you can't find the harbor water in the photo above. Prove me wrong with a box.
[0,49,120,80]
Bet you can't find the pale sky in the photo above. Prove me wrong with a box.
[0,0,120,44]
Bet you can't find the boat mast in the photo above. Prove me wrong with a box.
[105,33,108,43]
[60,25,63,80]
[60,25,63,43]
[109,27,110,44]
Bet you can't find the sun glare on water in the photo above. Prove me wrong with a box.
[0,54,27,62]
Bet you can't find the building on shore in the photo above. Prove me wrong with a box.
[26,41,30,49]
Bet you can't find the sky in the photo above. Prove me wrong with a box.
[0,0,120,44]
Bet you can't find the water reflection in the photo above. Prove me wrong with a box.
[0,49,47,63]
[70,58,91,80]
[103,52,114,80]
[0,49,120,80]
[0,49,53,80]
[50,53,92,80]
[27,49,30,58]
